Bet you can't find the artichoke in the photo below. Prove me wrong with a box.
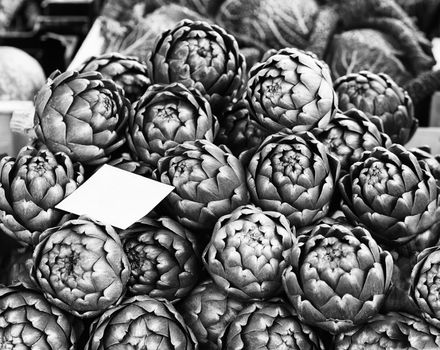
[148,19,246,115]
[78,52,151,103]
[214,99,269,157]
[30,216,131,318]
[312,108,391,172]
[0,146,84,246]
[156,139,250,233]
[178,279,245,349]
[334,312,440,349]
[247,131,340,229]
[120,216,201,301]
[410,245,440,328]
[282,220,393,334]
[86,295,198,350]
[246,47,337,133]
[202,204,295,300]
[34,70,130,166]
[0,284,81,349]
[127,82,218,167]
[339,144,440,251]
[334,70,418,145]
[220,299,324,350]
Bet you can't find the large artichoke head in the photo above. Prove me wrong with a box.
[156,140,250,233]
[178,279,246,350]
[30,216,131,318]
[220,299,325,350]
[0,284,81,349]
[86,295,198,350]
[148,19,246,115]
[410,245,440,328]
[79,52,151,103]
[120,216,201,301]
[34,70,130,166]
[0,146,84,246]
[246,47,338,133]
[334,312,440,349]
[282,220,393,334]
[203,204,295,300]
[127,82,218,167]
[247,131,340,229]
[313,108,391,172]
[339,144,440,251]
[334,70,417,145]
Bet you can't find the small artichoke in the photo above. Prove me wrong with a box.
[127,82,218,167]
[334,312,440,349]
[334,70,417,145]
[120,216,201,301]
[247,131,340,229]
[156,139,250,233]
[178,279,245,349]
[78,52,151,103]
[214,99,269,157]
[339,144,440,250]
[313,108,391,172]
[220,299,324,350]
[107,152,154,178]
[86,295,198,350]
[0,146,84,246]
[282,220,393,334]
[410,245,440,328]
[203,204,295,300]
[30,216,131,318]
[148,19,246,115]
[246,47,338,133]
[0,284,81,349]
[34,70,130,166]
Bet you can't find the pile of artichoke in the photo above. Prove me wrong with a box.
[1,1,440,348]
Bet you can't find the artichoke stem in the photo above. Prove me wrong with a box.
[404,70,440,105]
[306,6,339,59]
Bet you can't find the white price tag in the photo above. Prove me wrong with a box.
[10,105,36,137]
[56,165,174,229]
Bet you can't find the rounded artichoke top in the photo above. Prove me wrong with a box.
[79,52,151,103]
[34,70,131,166]
[334,70,417,145]
[0,146,84,246]
[246,47,338,133]
[148,19,247,115]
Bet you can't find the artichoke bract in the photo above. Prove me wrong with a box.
[0,284,81,349]
[148,19,246,115]
[339,144,440,250]
[282,220,393,334]
[86,295,198,350]
[220,299,324,350]
[30,216,131,318]
[246,47,338,133]
[203,204,295,300]
[247,131,340,229]
[127,82,218,167]
[78,52,151,103]
[120,216,201,301]
[0,146,84,246]
[334,70,417,145]
[410,245,440,328]
[156,139,250,233]
[334,312,440,349]
[214,99,269,157]
[34,70,130,166]
[107,152,154,178]
[178,279,245,350]
[313,108,391,172]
